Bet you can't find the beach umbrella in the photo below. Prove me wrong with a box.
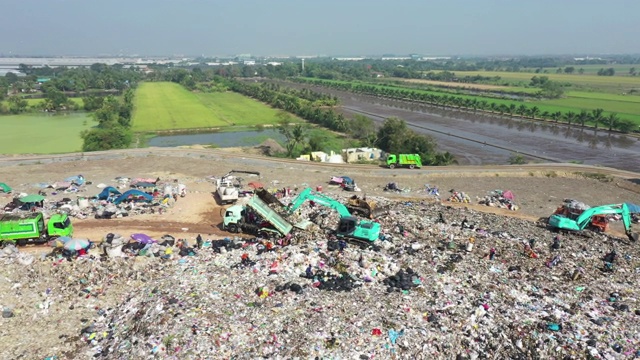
[248,181,265,189]
[0,183,11,193]
[63,238,90,251]
[131,233,156,244]
[18,194,45,203]
[49,236,72,248]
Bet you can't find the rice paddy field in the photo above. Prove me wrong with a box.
[0,112,93,154]
[132,82,283,132]
[448,70,640,93]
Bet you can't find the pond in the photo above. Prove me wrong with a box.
[148,129,286,148]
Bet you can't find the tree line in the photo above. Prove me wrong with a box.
[295,78,637,133]
[80,89,135,151]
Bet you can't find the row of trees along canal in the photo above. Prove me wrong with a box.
[215,78,457,165]
[294,78,636,133]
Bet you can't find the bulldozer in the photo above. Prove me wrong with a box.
[345,195,389,219]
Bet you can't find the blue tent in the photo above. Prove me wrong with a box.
[97,186,121,200]
[625,203,640,214]
[113,189,153,205]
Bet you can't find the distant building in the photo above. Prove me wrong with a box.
[332,57,365,61]
[342,147,383,163]
[243,60,256,65]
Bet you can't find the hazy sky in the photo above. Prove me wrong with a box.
[1,0,638,56]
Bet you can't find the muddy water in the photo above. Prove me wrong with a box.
[277,82,640,172]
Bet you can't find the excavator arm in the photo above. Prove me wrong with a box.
[287,188,353,217]
[574,203,638,241]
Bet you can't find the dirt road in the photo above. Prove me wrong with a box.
[1,149,639,246]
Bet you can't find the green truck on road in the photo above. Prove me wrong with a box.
[0,212,73,246]
[386,154,422,169]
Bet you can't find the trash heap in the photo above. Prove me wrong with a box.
[447,189,471,203]
[2,201,640,359]
[478,189,518,211]
[1,175,188,220]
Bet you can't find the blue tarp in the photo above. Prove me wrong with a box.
[113,189,153,205]
[625,203,640,214]
[339,176,354,185]
[97,186,122,200]
[65,175,85,186]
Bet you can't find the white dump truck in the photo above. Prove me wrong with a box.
[215,170,260,205]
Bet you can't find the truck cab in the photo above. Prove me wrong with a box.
[48,213,73,238]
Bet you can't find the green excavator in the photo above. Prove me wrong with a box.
[286,187,381,243]
[548,203,638,242]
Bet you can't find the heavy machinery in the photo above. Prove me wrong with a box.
[386,154,422,169]
[222,195,293,238]
[286,188,380,243]
[548,203,638,242]
[551,201,609,233]
[345,195,388,219]
[215,170,260,205]
[0,212,73,246]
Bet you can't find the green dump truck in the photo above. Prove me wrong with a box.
[223,195,294,237]
[0,212,73,246]
[386,154,422,169]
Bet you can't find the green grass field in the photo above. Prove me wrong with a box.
[132,82,283,132]
[522,64,638,76]
[1,97,84,109]
[302,77,640,126]
[447,70,640,93]
[0,113,93,154]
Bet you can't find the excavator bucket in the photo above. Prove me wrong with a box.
[628,232,639,242]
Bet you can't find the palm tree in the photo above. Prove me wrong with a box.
[432,152,458,166]
[590,108,604,129]
[563,111,576,126]
[577,110,589,128]
[528,106,540,119]
[508,104,516,118]
[516,104,528,117]
[604,112,619,131]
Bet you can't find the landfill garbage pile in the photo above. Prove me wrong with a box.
[478,189,518,211]
[2,201,640,359]
[447,189,471,203]
[1,176,187,220]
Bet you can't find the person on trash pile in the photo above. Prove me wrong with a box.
[306,264,314,278]
[489,248,496,260]
[601,249,617,271]
[524,243,538,258]
[196,234,203,249]
[241,253,251,265]
[551,235,561,250]
[338,239,347,252]
[603,248,617,264]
